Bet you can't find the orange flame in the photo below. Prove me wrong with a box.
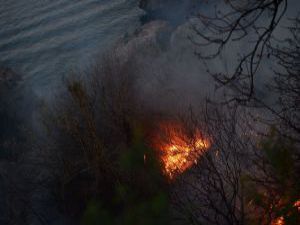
[294,199,300,211]
[270,199,300,225]
[272,216,285,225]
[151,121,210,179]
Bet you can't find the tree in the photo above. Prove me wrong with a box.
[267,16,300,141]
[40,50,171,224]
[190,0,288,102]
[170,104,251,225]
[244,129,300,225]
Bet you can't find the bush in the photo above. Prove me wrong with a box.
[41,51,170,224]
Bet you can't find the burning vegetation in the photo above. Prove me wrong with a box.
[270,199,300,225]
[4,25,299,223]
[149,121,210,179]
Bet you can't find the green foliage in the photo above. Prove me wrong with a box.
[82,192,169,225]
[261,129,294,182]
[244,128,300,224]
[82,124,170,225]
[83,201,112,225]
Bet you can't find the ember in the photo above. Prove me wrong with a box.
[272,216,284,225]
[294,199,300,211]
[151,121,210,179]
[270,199,300,225]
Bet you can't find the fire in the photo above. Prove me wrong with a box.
[272,216,284,225]
[151,121,210,179]
[294,199,300,211]
[270,199,300,225]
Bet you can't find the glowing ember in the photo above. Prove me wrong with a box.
[294,199,300,211]
[151,121,210,179]
[270,199,300,225]
[272,216,284,225]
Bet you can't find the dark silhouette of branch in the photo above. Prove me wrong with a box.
[191,0,288,102]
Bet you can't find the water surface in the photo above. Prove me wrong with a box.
[0,0,143,97]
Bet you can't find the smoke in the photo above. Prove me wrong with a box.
[140,0,202,27]
[136,0,300,108]
[111,5,217,117]
[1,1,300,223]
